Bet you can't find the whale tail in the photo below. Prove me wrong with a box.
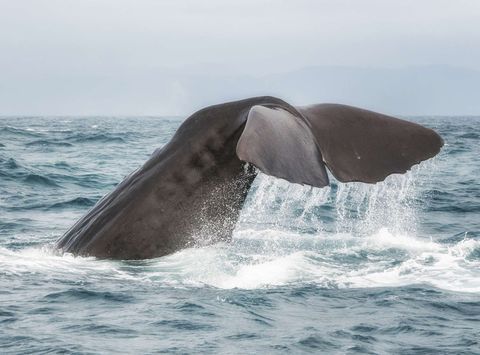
[56,96,443,260]
[236,103,443,187]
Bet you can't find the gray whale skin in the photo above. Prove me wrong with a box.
[56,96,443,260]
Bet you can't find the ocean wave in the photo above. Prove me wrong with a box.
[459,132,480,139]
[0,157,21,170]
[43,288,133,303]
[0,126,43,137]
[0,161,63,188]
[54,161,70,167]
[65,132,126,144]
[26,139,73,147]
[23,174,60,187]
[48,197,96,209]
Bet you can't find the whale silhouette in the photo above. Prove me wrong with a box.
[56,96,443,259]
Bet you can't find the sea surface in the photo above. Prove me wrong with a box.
[0,115,479,354]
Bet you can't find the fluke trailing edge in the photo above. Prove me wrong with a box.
[56,96,443,259]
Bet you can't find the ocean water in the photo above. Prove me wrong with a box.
[0,115,479,354]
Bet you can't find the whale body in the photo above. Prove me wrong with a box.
[56,96,443,259]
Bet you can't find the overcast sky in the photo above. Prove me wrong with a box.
[1,0,480,115]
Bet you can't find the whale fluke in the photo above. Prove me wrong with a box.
[236,105,330,188]
[56,96,443,259]
[237,103,443,186]
[298,104,443,183]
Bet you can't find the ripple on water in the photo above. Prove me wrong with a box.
[43,289,134,303]
[48,197,96,210]
[23,173,60,187]
[26,139,74,147]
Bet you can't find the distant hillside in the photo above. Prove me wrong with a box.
[186,65,480,116]
[2,65,479,116]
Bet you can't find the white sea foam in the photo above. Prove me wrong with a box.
[1,164,478,293]
[2,228,478,293]
[0,245,135,281]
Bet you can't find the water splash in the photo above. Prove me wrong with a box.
[2,160,478,293]
[239,165,425,239]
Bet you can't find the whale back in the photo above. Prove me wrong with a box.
[56,97,284,259]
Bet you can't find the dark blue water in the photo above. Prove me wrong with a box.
[1,116,479,354]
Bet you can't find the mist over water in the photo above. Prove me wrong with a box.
[1,116,479,353]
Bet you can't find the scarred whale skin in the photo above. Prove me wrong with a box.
[56,96,443,259]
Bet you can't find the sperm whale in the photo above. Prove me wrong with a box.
[56,96,443,259]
